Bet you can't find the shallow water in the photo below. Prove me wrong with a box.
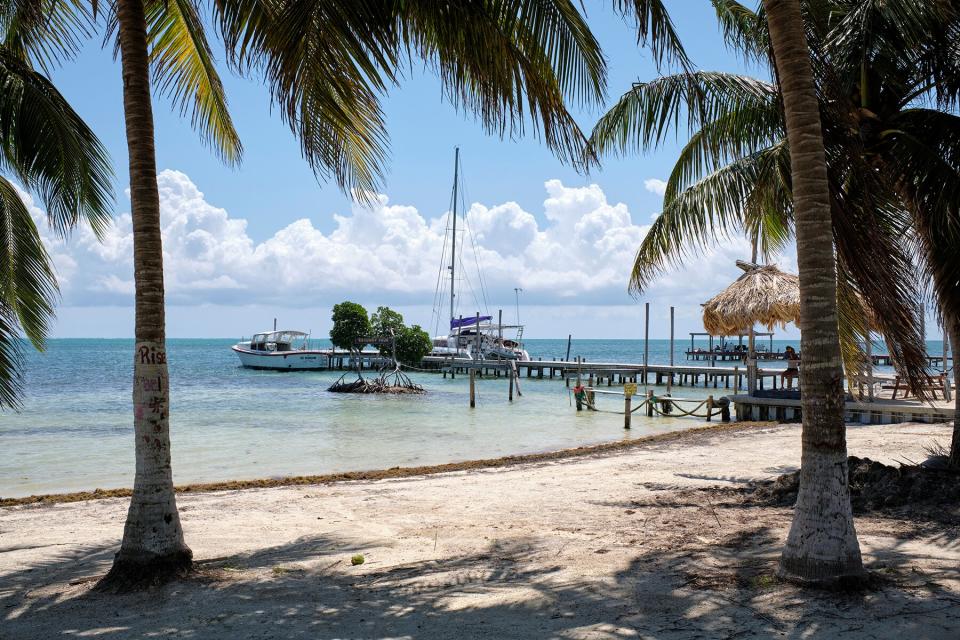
[0,338,935,497]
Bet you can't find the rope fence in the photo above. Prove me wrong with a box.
[570,385,731,427]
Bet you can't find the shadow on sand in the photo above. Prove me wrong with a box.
[3,519,960,639]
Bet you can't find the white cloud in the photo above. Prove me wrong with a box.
[644,178,668,196]
[26,170,776,326]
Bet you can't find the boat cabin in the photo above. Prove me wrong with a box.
[248,330,308,352]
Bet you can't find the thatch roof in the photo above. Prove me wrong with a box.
[702,263,800,336]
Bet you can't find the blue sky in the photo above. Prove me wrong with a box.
[34,1,808,339]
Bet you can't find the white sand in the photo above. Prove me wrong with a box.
[2,422,959,639]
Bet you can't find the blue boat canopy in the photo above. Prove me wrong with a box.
[450,315,492,330]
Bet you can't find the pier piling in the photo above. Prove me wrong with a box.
[469,369,476,408]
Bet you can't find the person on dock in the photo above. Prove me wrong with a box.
[781,346,800,390]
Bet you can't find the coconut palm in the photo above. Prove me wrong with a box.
[761,0,863,585]
[0,29,113,409]
[592,0,908,584]
[8,0,619,586]
[592,0,960,462]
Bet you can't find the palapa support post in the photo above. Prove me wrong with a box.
[943,327,953,402]
[469,368,476,408]
[706,395,714,422]
[565,334,572,362]
[708,334,714,369]
[508,365,514,402]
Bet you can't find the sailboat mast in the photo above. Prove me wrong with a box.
[449,147,459,326]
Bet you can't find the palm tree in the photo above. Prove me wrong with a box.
[0,32,113,409]
[10,0,615,587]
[761,0,863,584]
[592,0,960,461]
[591,0,876,583]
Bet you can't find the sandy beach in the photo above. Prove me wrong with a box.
[3,421,959,639]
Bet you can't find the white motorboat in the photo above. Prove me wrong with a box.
[231,330,328,370]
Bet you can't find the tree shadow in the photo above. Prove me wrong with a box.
[4,520,960,639]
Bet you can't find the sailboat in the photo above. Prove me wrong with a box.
[429,148,530,361]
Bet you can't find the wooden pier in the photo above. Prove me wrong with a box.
[730,394,953,425]
[419,356,795,391]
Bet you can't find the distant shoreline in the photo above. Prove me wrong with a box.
[1,421,776,507]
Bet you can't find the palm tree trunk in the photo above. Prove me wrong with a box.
[762,0,864,585]
[99,0,191,589]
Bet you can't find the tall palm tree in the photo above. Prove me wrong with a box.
[591,0,872,584]
[761,0,863,584]
[0,24,113,410]
[592,0,960,460]
[10,0,613,587]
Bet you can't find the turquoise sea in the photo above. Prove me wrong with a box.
[0,338,941,498]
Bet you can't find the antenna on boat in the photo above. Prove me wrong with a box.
[273,317,277,331]
[449,147,460,329]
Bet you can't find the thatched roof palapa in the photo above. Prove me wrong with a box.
[702,263,800,336]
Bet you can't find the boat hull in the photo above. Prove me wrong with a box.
[232,346,329,370]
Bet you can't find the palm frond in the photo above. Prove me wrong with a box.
[663,91,782,202]
[0,175,58,409]
[0,0,92,71]
[103,0,242,164]
[711,0,769,63]
[0,45,112,238]
[629,142,786,295]
[590,71,777,159]
[216,0,605,194]
[147,0,242,165]
[881,110,960,354]
[613,0,691,70]
[215,0,395,195]
[829,171,930,396]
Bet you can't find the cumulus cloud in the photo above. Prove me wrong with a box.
[644,178,668,196]
[28,170,765,317]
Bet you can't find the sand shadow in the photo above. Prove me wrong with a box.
[3,521,960,639]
